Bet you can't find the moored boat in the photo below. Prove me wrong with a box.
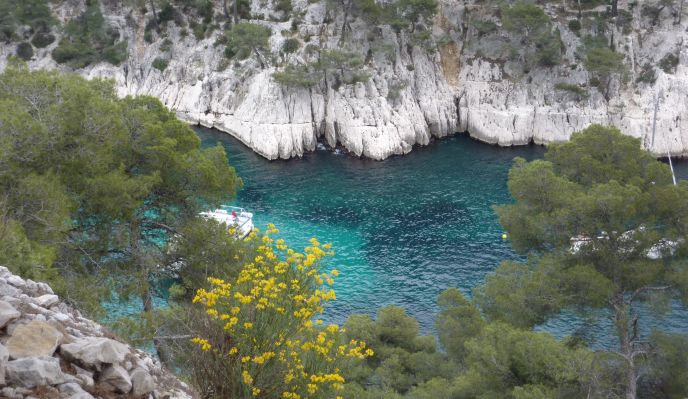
[200,206,254,239]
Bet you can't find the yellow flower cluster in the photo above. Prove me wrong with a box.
[192,225,373,398]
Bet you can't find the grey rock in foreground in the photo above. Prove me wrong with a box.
[60,337,129,370]
[0,266,195,398]
[6,356,65,388]
[6,320,63,359]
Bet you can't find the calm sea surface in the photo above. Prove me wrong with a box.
[194,127,688,347]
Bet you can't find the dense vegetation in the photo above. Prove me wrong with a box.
[0,64,240,335]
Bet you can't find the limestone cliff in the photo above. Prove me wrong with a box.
[1,0,686,160]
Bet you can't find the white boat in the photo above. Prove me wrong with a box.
[570,228,680,259]
[200,206,254,239]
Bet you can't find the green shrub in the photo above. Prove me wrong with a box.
[291,16,302,32]
[659,53,678,74]
[152,57,169,71]
[636,62,656,84]
[554,82,589,100]
[224,46,236,59]
[224,23,272,65]
[387,80,407,101]
[472,19,497,36]
[52,40,96,68]
[535,30,563,67]
[501,2,549,37]
[272,65,318,87]
[281,38,300,54]
[16,0,55,31]
[16,42,33,61]
[51,0,128,67]
[31,31,55,48]
[641,3,664,25]
[190,21,207,40]
[568,19,581,33]
[196,0,214,23]
[101,41,128,65]
[160,38,173,52]
[159,2,176,23]
[616,9,633,34]
[275,0,292,14]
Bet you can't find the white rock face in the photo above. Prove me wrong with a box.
[0,0,686,160]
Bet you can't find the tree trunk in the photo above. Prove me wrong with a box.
[613,294,637,399]
[223,0,230,20]
[233,0,239,24]
[149,0,159,32]
[131,219,168,364]
[253,48,265,69]
[577,0,582,18]
[339,0,352,46]
[611,0,618,17]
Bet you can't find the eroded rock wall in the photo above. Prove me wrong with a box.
[1,0,686,160]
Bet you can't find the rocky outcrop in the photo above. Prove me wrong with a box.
[0,266,194,399]
[0,0,686,160]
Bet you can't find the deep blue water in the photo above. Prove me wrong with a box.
[195,127,688,347]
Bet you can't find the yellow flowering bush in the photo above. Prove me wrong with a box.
[192,224,373,398]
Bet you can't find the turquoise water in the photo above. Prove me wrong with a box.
[103,131,533,332]
[195,127,688,347]
[197,128,541,332]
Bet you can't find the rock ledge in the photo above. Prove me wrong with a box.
[0,266,194,399]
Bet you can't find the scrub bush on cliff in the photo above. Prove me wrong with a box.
[501,2,562,68]
[52,0,128,68]
[188,226,373,398]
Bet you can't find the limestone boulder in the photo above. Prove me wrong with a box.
[5,276,25,288]
[59,382,95,399]
[131,367,155,396]
[0,343,8,385]
[98,364,132,393]
[0,300,20,328]
[6,320,63,359]
[73,364,94,388]
[35,294,59,308]
[60,337,129,370]
[6,356,65,388]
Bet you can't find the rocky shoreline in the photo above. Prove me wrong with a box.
[0,267,194,399]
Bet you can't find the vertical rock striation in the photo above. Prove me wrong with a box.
[0,0,686,160]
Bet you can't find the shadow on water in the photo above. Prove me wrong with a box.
[195,127,688,348]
